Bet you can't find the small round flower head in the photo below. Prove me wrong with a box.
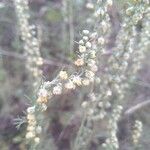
[34,137,40,144]
[85,42,92,48]
[33,69,39,77]
[74,58,84,66]
[91,65,98,72]
[95,77,101,83]
[124,53,130,60]
[88,59,96,67]
[97,8,105,17]
[79,45,86,53]
[90,51,96,58]
[59,71,68,80]
[83,36,89,41]
[36,126,42,134]
[98,102,103,107]
[94,10,101,18]
[126,7,134,16]
[27,126,35,132]
[36,57,43,66]
[37,96,47,104]
[82,30,90,35]
[90,32,98,39]
[27,114,36,121]
[86,3,94,9]
[132,120,143,144]
[106,90,112,96]
[38,88,48,97]
[53,85,62,95]
[82,78,90,86]
[65,81,76,89]
[85,70,95,79]
[72,76,82,86]
[107,0,113,6]
[26,132,35,139]
[81,101,89,109]
[98,37,105,45]
[99,112,105,119]
[27,106,35,114]
[89,93,96,101]
[87,108,94,116]
[79,40,84,45]
[101,21,108,33]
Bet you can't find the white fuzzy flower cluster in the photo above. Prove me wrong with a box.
[74,1,113,149]
[75,29,98,83]
[22,23,100,145]
[86,2,94,10]
[128,5,150,77]
[102,105,123,150]
[82,0,112,116]
[132,120,143,145]
[86,0,112,43]
[92,0,148,121]
[78,1,149,150]
[14,0,149,149]
[26,106,42,144]
[80,0,113,120]
[36,68,91,110]
[13,0,43,87]
[100,2,149,150]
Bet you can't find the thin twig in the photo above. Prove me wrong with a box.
[124,99,150,116]
[0,49,70,67]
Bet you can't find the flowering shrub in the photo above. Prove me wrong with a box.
[1,0,149,149]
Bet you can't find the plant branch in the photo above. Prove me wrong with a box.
[124,99,150,116]
[0,49,70,67]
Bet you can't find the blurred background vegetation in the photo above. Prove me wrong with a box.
[0,0,150,150]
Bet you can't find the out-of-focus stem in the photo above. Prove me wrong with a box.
[68,0,74,54]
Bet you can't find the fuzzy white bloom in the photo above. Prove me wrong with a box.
[34,137,40,143]
[106,90,112,96]
[86,3,94,9]
[85,42,92,48]
[27,126,35,131]
[65,81,76,89]
[38,89,48,97]
[107,0,113,6]
[36,126,42,134]
[79,40,84,45]
[74,58,84,66]
[89,93,96,101]
[82,30,90,35]
[91,65,98,72]
[132,120,143,144]
[72,76,82,86]
[79,45,86,53]
[82,78,90,86]
[27,106,35,114]
[83,36,89,41]
[81,101,89,109]
[53,85,62,95]
[85,70,95,79]
[59,71,68,80]
[27,114,36,121]
[26,132,35,139]
[90,51,96,58]
[88,59,96,67]
[98,37,105,45]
